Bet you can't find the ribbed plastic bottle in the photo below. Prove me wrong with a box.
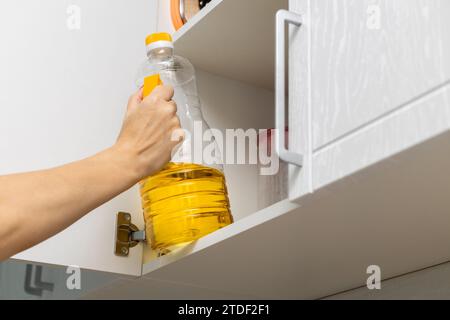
[136,33,233,254]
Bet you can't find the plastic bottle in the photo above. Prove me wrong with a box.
[136,32,233,254]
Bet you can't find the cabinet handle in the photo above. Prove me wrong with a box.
[275,9,303,167]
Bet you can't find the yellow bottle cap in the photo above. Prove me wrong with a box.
[143,74,163,98]
[145,32,173,46]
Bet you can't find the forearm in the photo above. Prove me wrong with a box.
[0,146,139,260]
[0,85,179,261]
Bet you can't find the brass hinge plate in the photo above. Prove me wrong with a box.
[115,212,146,257]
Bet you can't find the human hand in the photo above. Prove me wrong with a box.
[114,85,183,180]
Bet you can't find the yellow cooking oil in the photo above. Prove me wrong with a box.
[140,162,233,253]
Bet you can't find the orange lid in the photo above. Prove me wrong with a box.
[143,74,162,98]
[145,32,173,46]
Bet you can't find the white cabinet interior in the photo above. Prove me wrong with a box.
[171,0,289,90]
[141,70,276,266]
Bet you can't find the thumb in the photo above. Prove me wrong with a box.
[127,88,143,113]
[145,85,174,104]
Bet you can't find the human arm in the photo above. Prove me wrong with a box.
[0,85,181,260]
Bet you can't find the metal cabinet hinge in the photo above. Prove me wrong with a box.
[115,212,146,257]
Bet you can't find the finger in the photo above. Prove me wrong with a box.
[127,88,143,112]
[145,85,174,103]
[171,128,185,143]
[137,87,144,100]
[165,101,178,115]
[170,116,181,128]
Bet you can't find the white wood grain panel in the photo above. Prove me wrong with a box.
[289,0,313,200]
[313,80,450,190]
[0,0,156,275]
[307,0,450,149]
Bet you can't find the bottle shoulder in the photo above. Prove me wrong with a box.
[139,55,194,72]
[172,55,194,68]
[136,55,196,87]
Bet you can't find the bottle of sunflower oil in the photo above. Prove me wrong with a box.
[136,32,233,255]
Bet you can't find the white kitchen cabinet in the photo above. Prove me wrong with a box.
[141,0,450,299]
[288,0,450,200]
[2,0,450,300]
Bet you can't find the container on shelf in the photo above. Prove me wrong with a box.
[171,0,213,30]
[257,128,289,210]
[136,32,234,255]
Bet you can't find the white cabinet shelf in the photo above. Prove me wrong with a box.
[142,199,300,275]
[173,0,288,90]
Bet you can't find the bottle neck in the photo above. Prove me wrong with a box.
[147,47,174,61]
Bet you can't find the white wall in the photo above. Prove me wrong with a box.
[156,0,176,34]
[0,0,157,172]
[1,0,158,275]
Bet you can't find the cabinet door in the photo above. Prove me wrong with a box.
[0,0,155,275]
[312,0,450,150]
[289,0,450,199]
